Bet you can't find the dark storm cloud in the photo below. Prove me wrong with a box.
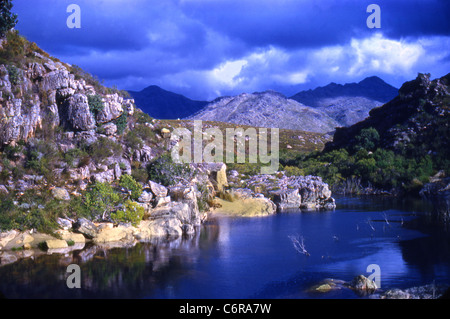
[10,0,450,100]
[178,0,450,49]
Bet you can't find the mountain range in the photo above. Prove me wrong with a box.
[129,76,398,133]
[128,85,208,120]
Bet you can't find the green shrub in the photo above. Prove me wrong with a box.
[114,112,128,135]
[84,182,122,220]
[87,94,104,117]
[6,64,21,85]
[124,130,144,150]
[131,167,149,184]
[354,127,380,152]
[283,165,304,177]
[0,1,18,37]
[134,110,153,124]
[63,147,88,168]
[86,137,123,163]
[110,200,144,226]
[119,174,143,200]
[147,152,194,186]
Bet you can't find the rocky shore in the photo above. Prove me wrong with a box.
[307,275,449,299]
[420,171,450,224]
[0,162,338,266]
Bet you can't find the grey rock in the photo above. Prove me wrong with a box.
[65,93,96,131]
[51,187,71,201]
[102,122,117,136]
[96,94,124,124]
[41,69,70,91]
[269,188,302,210]
[138,190,153,203]
[74,218,99,239]
[91,169,115,183]
[149,181,168,198]
[350,275,377,291]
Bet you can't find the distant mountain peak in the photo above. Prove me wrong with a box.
[128,86,208,120]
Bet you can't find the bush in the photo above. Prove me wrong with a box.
[354,127,380,152]
[87,94,104,117]
[124,130,144,150]
[0,0,18,37]
[84,182,122,220]
[6,64,21,85]
[134,110,153,124]
[147,152,194,186]
[86,137,123,163]
[63,147,88,168]
[110,200,144,226]
[283,165,304,177]
[114,111,128,135]
[119,174,143,200]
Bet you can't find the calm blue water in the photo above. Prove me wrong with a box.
[1,196,449,299]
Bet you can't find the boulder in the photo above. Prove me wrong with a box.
[213,196,277,217]
[350,275,378,291]
[56,217,73,230]
[41,69,69,91]
[0,230,19,249]
[59,230,85,243]
[192,162,228,192]
[51,187,71,201]
[74,218,99,238]
[149,181,168,198]
[93,226,134,244]
[102,122,117,136]
[269,188,302,210]
[91,169,115,183]
[63,93,96,131]
[45,239,68,249]
[138,189,153,203]
[96,93,124,124]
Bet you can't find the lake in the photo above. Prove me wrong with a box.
[1,195,449,299]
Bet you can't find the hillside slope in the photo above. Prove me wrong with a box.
[187,90,340,133]
[290,76,398,127]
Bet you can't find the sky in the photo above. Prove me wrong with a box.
[12,0,450,101]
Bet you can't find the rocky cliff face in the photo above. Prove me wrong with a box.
[187,90,340,133]
[0,52,134,145]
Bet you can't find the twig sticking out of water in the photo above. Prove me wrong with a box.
[288,234,310,256]
[367,218,375,231]
[382,212,390,227]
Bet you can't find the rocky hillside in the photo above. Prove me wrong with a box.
[325,73,449,157]
[0,30,337,252]
[187,90,340,133]
[290,76,398,127]
[128,85,208,120]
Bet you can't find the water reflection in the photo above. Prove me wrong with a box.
[0,196,449,299]
[0,225,220,299]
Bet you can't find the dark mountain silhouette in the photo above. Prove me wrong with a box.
[290,76,398,107]
[128,85,208,119]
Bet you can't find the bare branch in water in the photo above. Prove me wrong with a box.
[382,212,390,226]
[367,218,375,231]
[288,234,310,256]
